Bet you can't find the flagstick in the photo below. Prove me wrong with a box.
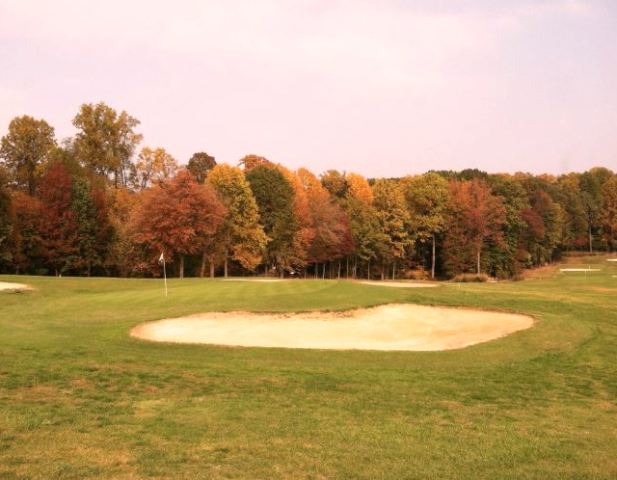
[163,258,168,297]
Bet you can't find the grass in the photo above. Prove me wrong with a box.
[1,256,616,479]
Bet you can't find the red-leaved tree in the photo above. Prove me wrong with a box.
[131,169,226,278]
[38,162,78,275]
[444,179,506,275]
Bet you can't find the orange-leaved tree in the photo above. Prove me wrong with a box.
[445,179,506,275]
[298,168,353,277]
[131,169,226,278]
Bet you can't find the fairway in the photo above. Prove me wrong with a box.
[1,256,617,479]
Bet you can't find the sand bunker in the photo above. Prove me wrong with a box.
[607,259,617,262]
[0,281,32,292]
[357,280,438,288]
[131,304,533,351]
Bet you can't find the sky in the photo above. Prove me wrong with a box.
[0,0,616,177]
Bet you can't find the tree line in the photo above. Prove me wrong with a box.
[1,102,616,280]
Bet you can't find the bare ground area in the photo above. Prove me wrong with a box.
[0,282,32,292]
[131,304,533,351]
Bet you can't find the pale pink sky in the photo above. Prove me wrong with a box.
[1,0,616,177]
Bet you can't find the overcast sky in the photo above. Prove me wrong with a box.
[1,0,615,177]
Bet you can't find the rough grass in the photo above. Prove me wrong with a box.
[1,256,616,479]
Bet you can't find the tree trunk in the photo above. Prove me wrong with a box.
[322,263,326,279]
[476,249,481,275]
[224,256,228,278]
[431,234,436,279]
[367,259,370,280]
[381,265,385,280]
[392,261,396,280]
[337,259,341,279]
[179,255,185,279]
[209,261,215,278]
[28,169,35,196]
[200,252,207,278]
[346,257,349,278]
[588,226,593,253]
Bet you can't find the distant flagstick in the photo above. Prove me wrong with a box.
[158,252,168,297]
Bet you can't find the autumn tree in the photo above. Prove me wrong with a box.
[38,162,78,275]
[239,154,272,172]
[107,187,141,276]
[579,167,613,252]
[556,174,587,250]
[444,179,506,275]
[0,167,14,267]
[344,173,382,278]
[246,164,298,275]
[131,170,225,278]
[187,152,216,184]
[0,115,56,194]
[207,164,267,276]
[346,173,374,204]
[10,191,44,273]
[521,189,564,265]
[402,172,449,278]
[131,147,178,189]
[73,102,142,187]
[372,179,412,279]
[276,165,315,272]
[321,170,348,201]
[71,179,114,275]
[298,168,353,278]
[600,175,617,251]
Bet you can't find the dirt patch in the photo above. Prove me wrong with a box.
[131,304,533,351]
[356,281,438,288]
[0,281,32,292]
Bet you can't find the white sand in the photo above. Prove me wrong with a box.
[357,280,438,288]
[559,268,601,272]
[0,281,32,292]
[131,304,533,351]
[607,259,617,262]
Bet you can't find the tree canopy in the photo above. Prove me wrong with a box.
[1,106,616,279]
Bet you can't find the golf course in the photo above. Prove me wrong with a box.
[0,255,616,479]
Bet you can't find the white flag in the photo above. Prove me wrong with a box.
[158,252,165,265]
